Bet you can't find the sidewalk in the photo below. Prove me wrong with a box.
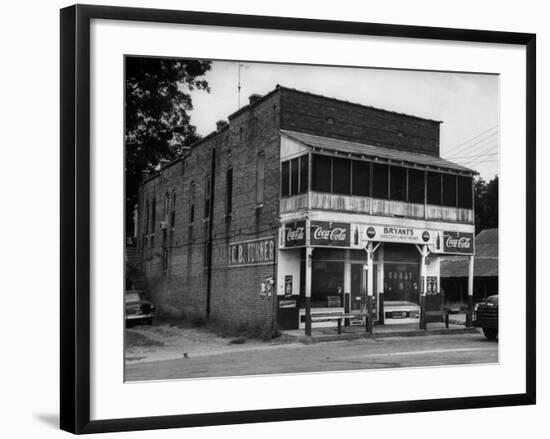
[282,316,478,344]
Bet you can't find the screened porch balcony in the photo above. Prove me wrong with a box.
[280,192,474,224]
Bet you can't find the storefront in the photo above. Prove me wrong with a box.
[277,220,474,332]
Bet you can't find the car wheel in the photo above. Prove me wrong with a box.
[483,328,498,340]
[145,317,153,326]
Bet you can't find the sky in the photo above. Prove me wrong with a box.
[187,60,499,181]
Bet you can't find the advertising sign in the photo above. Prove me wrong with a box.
[284,275,293,297]
[310,221,350,247]
[442,231,474,255]
[363,225,434,244]
[228,237,276,266]
[283,221,306,247]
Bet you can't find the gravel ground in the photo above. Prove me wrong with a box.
[125,322,296,364]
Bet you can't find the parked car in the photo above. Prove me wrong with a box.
[473,294,498,340]
[125,290,155,326]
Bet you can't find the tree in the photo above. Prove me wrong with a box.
[474,176,499,233]
[125,57,212,234]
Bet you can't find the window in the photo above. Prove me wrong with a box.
[312,154,331,192]
[427,172,442,205]
[457,176,473,209]
[351,160,370,196]
[442,173,457,207]
[281,161,290,197]
[281,155,309,197]
[389,166,407,201]
[332,157,351,195]
[226,168,233,215]
[299,155,309,193]
[372,164,389,199]
[256,152,265,204]
[204,175,211,218]
[171,192,176,229]
[290,157,299,196]
[151,198,156,233]
[145,200,150,236]
[408,169,425,204]
[164,192,170,222]
[162,248,168,271]
[189,183,195,223]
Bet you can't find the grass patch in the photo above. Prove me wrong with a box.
[228,337,246,345]
[125,330,164,348]
[210,320,282,342]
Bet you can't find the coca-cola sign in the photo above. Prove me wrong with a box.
[443,231,474,254]
[310,221,350,247]
[284,221,306,247]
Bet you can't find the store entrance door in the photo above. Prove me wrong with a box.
[350,263,378,321]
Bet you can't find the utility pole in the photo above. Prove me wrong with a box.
[237,63,249,109]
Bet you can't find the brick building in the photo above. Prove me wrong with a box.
[134,85,477,335]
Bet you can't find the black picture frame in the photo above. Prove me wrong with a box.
[60,4,536,434]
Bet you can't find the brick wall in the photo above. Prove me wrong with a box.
[137,92,281,331]
[279,87,441,156]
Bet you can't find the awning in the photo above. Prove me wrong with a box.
[281,129,476,175]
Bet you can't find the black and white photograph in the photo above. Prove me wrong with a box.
[124,58,500,381]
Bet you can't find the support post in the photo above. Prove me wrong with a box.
[416,244,429,330]
[466,254,474,327]
[363,242,379,336]
[378,244,384,325]
[305,246,312,336]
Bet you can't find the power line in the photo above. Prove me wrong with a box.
[443,125,498,156]
[445,132,499,159]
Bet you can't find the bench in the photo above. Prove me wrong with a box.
[309,313,371,334]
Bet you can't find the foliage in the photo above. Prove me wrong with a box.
[125,57,211,232]
[474,176,498,233]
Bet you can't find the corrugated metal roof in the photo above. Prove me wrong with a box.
[281,129,476,174]
[440,228,498,278]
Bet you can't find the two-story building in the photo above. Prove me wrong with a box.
[135,85,476,335]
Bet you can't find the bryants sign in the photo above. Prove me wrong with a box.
[284,221,306,247]
[310,221,350,247]
[442,231,474,254]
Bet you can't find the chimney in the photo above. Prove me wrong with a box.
[248,94,263,105]
[140,170,150,181]
[216,120,228,131]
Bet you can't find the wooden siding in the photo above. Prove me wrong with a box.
[280,192,473,223]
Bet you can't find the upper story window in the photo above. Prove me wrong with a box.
[171,191,176,229]
[284,152,472,209]
[150,198,156,233]
[408,169,425,204]
[226,168,233,216]
[256,151,265,204]
[281,155,309,197]
[372,163,389,199]
[189,182,195,224]
[389,165,407,201]
[442,173,457,207]
[351,160,370,196]
[332,157,351,195]
[204,175,211,218]
[163,192,170,222]
[145,200,150,235]
[312,154,331,193]
[457,176,473,209]
[427,171,442,205]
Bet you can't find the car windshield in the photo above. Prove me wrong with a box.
[125,292,146,303]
